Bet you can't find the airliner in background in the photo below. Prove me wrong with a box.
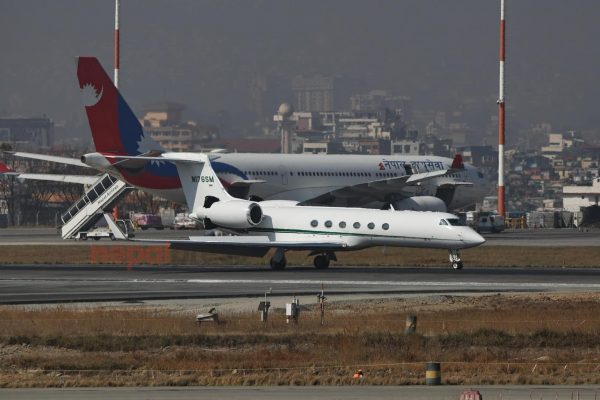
[5,57,491,212]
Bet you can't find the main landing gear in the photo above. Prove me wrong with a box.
[313,254,329,269]
[311,251,336,269]
[269,248,287,270]
[269,250,337,270]
[448,249,463,270]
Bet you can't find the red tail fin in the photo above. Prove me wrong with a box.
[77,57,150,155]
[451,154,464,169]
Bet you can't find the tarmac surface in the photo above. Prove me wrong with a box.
[1,228,599,304]
[0,227,599,246]
[1,263,600,304]
[2,386,600,400]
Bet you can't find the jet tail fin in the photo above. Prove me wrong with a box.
[451,154,464,169]
[103,152,234,212]
[167,153,234,212]
[76,57,163,156]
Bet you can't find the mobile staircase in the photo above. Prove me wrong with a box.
[60,174,131,239]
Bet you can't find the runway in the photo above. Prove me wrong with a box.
[1,264,600,304]
[0,227,599,246]
[3,385,600,400]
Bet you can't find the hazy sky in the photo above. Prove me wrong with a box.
[1,0,600,141]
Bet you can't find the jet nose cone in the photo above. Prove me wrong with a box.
[459,228,485,248]
[468,230,486,246]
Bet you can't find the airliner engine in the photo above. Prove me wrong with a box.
[197,200,263,229]
[392,196,447,212]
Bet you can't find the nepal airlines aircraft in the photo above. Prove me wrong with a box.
[7,57,490,211]
[110,152,485,270]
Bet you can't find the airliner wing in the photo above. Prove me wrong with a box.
[4,173,99,185]
[6,151,90,168]
[301,169,453,205]
[134,235,348,257]
[0,162,99,185]
[301,154,467,206]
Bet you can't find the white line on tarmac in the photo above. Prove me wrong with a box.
[2,278,600,289]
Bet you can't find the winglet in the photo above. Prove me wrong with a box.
[451,154,464,169]
[0,162,13,173]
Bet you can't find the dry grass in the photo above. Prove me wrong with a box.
[1,245,600,267]
[3,293,600,387]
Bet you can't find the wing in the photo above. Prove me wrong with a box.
[134,235,348,258]
[0,163,99,185]
[6,151,90,168]
[301,154,467,206]
[3,172,100,185]
[301,169,453,205]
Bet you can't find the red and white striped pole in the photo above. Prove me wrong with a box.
[114,0,120,88]
[497,0,506,217]
[113,0,120,220]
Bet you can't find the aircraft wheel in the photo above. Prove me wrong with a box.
[452,261,463,270]
[270,257,287,270]
[93,237,101,241]
[109,233,116,241]
[314,255,330,269]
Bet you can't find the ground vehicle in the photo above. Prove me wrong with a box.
[131,213,164,230]
[170,213,199,230]
[76,218,135,240]
[476,214,505,233]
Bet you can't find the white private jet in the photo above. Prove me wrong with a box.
[111,152,486,270]
[3,57,490,213]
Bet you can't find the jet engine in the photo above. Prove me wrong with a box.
[391,196,447,212]
[196,199,263,229]
[80,152,113,170]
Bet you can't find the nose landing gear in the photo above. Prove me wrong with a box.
[449,249,463,270]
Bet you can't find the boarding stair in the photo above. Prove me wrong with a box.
[60,174,131,239]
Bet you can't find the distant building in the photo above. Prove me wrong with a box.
[291,75,356,112]
[458,146,497,169]
[391,139,425,156]
[350,90,412,121]
[563,178,600,212]
[0,117,54,150]
[302,141,345,155]
[292,75,335,112]
[140,102,218,152]
[541,131,584,158]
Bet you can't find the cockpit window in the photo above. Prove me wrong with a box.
[447,218,464,226]
[439,219,448,226]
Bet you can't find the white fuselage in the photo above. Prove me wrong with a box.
[249,202,484,250]
[96,153,490,210]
